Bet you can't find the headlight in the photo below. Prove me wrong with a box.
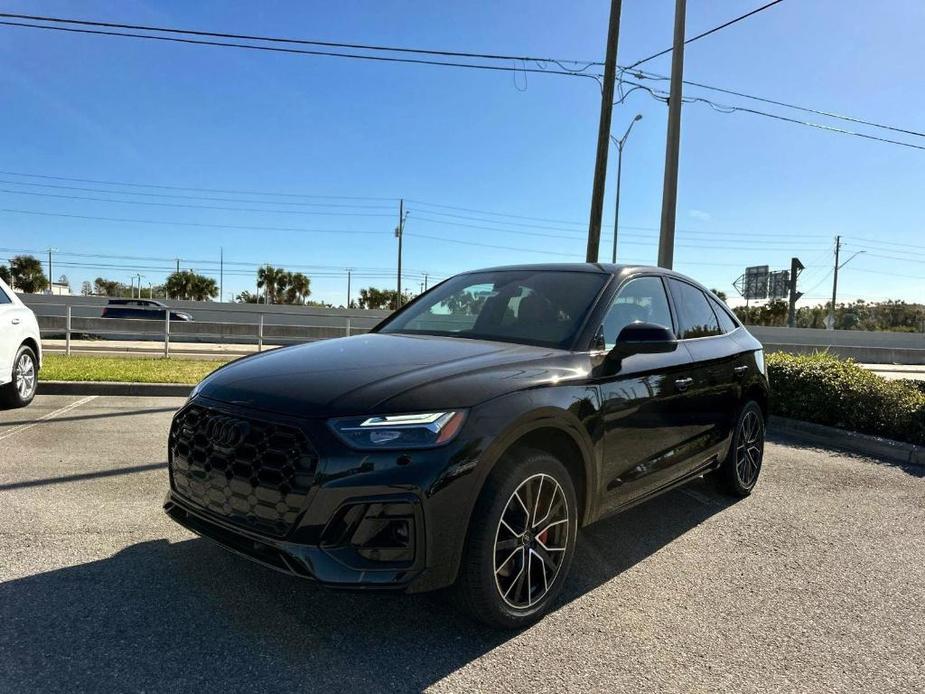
[328,411,466,450]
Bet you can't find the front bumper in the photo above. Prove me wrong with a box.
[164,491,426,589]
[164,396,486,592]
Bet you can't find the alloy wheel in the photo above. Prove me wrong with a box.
[15,353,35,399]
[493,473,569,609]
[735,410,763,488]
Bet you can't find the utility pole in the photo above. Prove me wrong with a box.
[828,236,841,330]
[395,199,408,309]
[423,272,429,291]
[586,0,624,263]
[657,0,687,269]
[346,268,353,308]
[219,247,224,305]
[787,257,804,328]
[46,247,57,294]
[176,258,180,274]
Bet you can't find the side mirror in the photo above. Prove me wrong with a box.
[608,322,678,359]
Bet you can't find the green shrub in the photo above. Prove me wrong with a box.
[767,351,925,445]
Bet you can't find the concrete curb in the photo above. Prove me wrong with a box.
[38,381,193,397]
[770,415,924,467]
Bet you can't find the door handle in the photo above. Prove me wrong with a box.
[733,365,748,376]
[11,318,20,325]
[674,377,693,391]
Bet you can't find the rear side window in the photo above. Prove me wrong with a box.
[600,276,674,350]
[709,296,738,333]
[0,286,11,304]
[667,279,721,339]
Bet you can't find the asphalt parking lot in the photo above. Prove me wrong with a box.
[1,396,923,693]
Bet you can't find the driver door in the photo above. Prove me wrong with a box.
[595,275,697,515]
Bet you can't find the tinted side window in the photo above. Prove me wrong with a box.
[601,276,673,349]
[709,296,738,333]
[668,279,721,339]
[0,286,11,304]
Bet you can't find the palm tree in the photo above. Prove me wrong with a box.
[190,274,218,301]
[165,271,217,301]
[284,272,311,304]
[257,265,285,304]
[9,255,48,293]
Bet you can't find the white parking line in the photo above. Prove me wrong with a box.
[0,396,98,442]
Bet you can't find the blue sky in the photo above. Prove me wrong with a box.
[1,0,923,306]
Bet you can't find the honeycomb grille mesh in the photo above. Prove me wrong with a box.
[169,404,318,537]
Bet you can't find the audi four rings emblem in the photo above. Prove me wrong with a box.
[206,416,249,448]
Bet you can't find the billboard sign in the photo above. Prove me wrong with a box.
[742,265,769,300]
[768,270,790,300]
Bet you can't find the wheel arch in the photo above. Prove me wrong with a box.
[477,410,597,528]
[743,379,768,420]
[20,337,41,371]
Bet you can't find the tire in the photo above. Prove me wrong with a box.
[715,400,765,497]
[454,447,578,629]
[1,345,38,409]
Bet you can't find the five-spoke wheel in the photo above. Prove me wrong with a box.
[494,473,569,609]
[455,448,577,629]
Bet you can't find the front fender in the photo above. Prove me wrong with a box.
[409,384,602,593]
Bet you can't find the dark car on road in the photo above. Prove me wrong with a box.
[101,299,192,321]
[165,263,768,628]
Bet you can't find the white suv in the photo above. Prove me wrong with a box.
[0,277,41,407]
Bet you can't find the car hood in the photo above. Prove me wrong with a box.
[197,333,589,417]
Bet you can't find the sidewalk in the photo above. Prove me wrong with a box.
[860,363,925,381]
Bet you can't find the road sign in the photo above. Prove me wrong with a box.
[768,270,790,300]
[740,265,769,300]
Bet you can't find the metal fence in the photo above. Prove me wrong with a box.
[35,302,386,358]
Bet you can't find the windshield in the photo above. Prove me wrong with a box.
[377,270,608,348]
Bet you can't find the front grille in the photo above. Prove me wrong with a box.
[168,404,318,537]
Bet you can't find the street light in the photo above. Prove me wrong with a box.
[610,113,643,263]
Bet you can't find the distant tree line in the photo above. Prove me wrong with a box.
[734,299,925,332]
[355,287,415,310]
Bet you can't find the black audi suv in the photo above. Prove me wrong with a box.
[165,264,768,628]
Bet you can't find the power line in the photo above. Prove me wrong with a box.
[412,213,828,244]
[620,79,925,152]
[625,68,925,140]
[0,178,395,208]
[0,19,601,82]
[0,187,395,217]
[1,167,831,241]
[0,169,395,201]
[1,208,387,235]
[0,12,601,68]
[847,236,925,251]
[5,11,922,147]
[0,246,421,274]
[627,0,785,69]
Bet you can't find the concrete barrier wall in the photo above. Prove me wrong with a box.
[20,293,391,329]
[37,315,369,345]
[749,326,925,365]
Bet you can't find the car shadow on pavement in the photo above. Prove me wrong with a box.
[0,479,734,693]
[0,406,179,428]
